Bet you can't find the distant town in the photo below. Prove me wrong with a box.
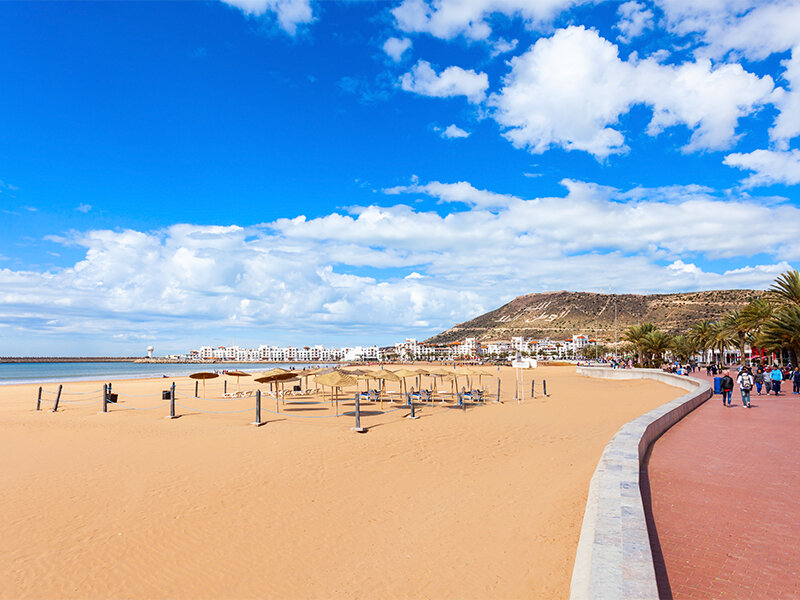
[157,335,602,363]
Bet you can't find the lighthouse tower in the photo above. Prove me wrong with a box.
[147,346,154,359]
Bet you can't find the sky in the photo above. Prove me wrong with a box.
[1,0,799,356]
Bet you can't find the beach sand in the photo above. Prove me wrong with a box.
[0,365,679,599]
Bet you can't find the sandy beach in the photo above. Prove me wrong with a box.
[0,365,681,599]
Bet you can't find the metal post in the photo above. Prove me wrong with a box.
[224,380,227,394]
[36,386,42,411]
[495,377,501,402]
[252,390,263,426]
[195,380,199,397]
[52,384,62,412]
[102,383,108,413]
[351,394,365,432]
[406,395,419,419]
[167,382,177,419]
[531,380,535,399]
[543,379,549,397]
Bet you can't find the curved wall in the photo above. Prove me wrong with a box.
[569,367,712,600]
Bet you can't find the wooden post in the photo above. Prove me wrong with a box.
[543,379,549,397]
[36,386,42,411]
[195,380,199,397]
[276,392,280,414]
[224,380,227,395]
[531,379,535,399]
[166,382,177,419]
[495,378,501,403]
[52,384,62,412]
[351,394,365,432]
[102,383,108,413]
[252,390,263,426]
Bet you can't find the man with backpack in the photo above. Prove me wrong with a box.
[737,369,754,408]
[720,370,735,407]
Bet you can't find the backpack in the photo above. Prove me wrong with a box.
[740,373,753,390]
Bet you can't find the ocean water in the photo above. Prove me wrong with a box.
[0,362,332,385]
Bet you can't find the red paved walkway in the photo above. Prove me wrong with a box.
[645,371,800,599]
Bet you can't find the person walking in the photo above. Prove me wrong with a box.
[720,370,735,407]
[763,367,772,395]
[737,369,754,408]
[792,366,800,395]
[754,369,764,395]
[770,365,783,395]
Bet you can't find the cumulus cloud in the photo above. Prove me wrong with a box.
[655,0,800,61]
[391,0,587,40]
[439,124,470,138]
[219,0,313,34]
[724,149,800,187]
[383,37,412,62]
[3,179,799,349]
[616,1,654,43]
[76,204,92,213]
[400,60,489,103]
[490,26,774,158]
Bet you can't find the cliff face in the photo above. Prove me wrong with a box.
[426,289,765,344]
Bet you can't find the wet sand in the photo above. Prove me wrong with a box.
[0,365,681,599]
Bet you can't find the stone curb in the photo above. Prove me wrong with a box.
[569,367,713,600]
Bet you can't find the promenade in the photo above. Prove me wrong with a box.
[645,371,800,599]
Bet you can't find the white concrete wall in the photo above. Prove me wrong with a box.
[570,367,712,600]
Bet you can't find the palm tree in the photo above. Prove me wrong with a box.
[641,330,673,366]
[622,323,655,366]
[688,320,714,364]
[710,321,735,365]
[722,309,756,364]
[671,334,697,362]
[757,305,800,368]
[768,269,800,306]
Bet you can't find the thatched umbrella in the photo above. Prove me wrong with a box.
[254,371,300,399]
[314,370,358,415]
[365,370,401,408]
[189,371,219,398]
[225,370,251,393]
[391,368,418,396]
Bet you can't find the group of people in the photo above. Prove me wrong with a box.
[719,364,800,407]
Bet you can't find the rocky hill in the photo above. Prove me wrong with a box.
[426,290,765,344]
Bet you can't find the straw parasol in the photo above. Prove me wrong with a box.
[189,371,219,398]
[225,370,251,392]
[391,368,419,396]
[314,370,358,415]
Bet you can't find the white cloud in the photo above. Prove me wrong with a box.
[440,124,471,139]
[490,38,518,57]
[723,149,800,187]
[655,0,800,61]
[490,27,774,158]
[3,179,799,350]
[219,0,313,35]
[771,46,800,146]
[400,60,489,103]
[383,37,412,62]
[383,179,521,209]
[616,1,654,43]
[391,0,588,40]
[76,204,92,213]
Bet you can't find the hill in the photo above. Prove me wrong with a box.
[426,290,765,344]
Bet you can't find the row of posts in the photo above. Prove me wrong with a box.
[38,376,513,430]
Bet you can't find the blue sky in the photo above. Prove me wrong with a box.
[1,0,799,356]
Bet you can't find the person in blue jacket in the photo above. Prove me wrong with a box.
[770,365,784,395]
[792,366,800,395]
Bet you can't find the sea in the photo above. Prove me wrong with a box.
[0,362,334,385]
